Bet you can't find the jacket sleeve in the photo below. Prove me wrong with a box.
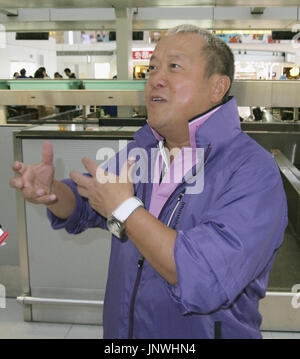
[166,152,288,315]
[47,177,107,234]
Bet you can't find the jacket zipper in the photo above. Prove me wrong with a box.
[127,190,184,339]
[127,144,212,338]
[128,182,147,339]
[166,191,185,227]
[128,254,145,339]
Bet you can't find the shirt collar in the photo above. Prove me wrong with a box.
[149,103,222,148]
[134,97,241,155]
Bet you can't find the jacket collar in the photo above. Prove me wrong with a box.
[134,96,241,156]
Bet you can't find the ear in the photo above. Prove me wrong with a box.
[210,75,231,103]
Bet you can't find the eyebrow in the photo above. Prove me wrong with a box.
[149,53,187,62]
[149,54,156,62]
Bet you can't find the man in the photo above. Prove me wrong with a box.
[16,68,28,78]
[64,67,76,78]
[10,25,287,339]
[61,69,77,112]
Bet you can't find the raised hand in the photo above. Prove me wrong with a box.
[9,141,56,205]
[69,156,135,218]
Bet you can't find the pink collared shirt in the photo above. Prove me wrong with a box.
[148,106,221,218]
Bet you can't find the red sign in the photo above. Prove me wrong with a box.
[133,51,153,60]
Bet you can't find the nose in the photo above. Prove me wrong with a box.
[148,68,168,88]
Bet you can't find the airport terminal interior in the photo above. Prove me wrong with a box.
[0,0,300,339]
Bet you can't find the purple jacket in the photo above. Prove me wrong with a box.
[48,97,288,339]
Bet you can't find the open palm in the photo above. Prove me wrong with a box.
[10,142,56,204]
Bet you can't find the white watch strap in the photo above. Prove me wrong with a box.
[112,197,144,223]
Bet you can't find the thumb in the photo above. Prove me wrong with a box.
[42,141,53,165]
[10,176,24,189]
[119,157,136,184]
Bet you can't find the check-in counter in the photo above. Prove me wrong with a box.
[246,131,300,170]
[241,121,300,133]
[11,123,300,331]
[259,148,300,331]
[0,124,31,297]
[13,124,138,325]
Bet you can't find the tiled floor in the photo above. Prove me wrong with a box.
[261,331,300,339]
[1,298,300,339]
[0,298,102,339]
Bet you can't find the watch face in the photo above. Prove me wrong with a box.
[107,216,123,239]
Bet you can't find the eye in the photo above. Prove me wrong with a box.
[149,64,158,72]
[170,63,181,69]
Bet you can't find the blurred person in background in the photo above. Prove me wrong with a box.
[16,68,28,78]
[64,68,76,79]
[54,72,63,79]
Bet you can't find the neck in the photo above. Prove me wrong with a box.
[165,138,191,152]
[163,124,190,152]
[164,136,191,165]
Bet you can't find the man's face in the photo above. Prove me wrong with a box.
[145,33,217,138]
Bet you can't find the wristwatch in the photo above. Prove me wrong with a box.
[107,196,144,239]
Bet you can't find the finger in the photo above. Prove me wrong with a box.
[127,157,136,183]
[36,188,47,196]
[9,176,24,189]
[22,186,54,202]
[82,157,98,177]
[77,185,89,198]
[70,170,92,188]
[12,161,26,175]
[42,141,53,165]
[31,193,57,205]
[95,166,116,184]
[22,186,40,200]
[119,158,136,184]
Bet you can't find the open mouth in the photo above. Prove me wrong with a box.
[151,96,167,103]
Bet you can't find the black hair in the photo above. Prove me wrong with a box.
[34,69,44,78]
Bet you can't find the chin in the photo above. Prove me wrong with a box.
[147,115,164,131]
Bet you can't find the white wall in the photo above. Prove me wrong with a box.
[0,32,57,78]
[0,48,10,78]
[55,40,153,79]
[57,54,117,79]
